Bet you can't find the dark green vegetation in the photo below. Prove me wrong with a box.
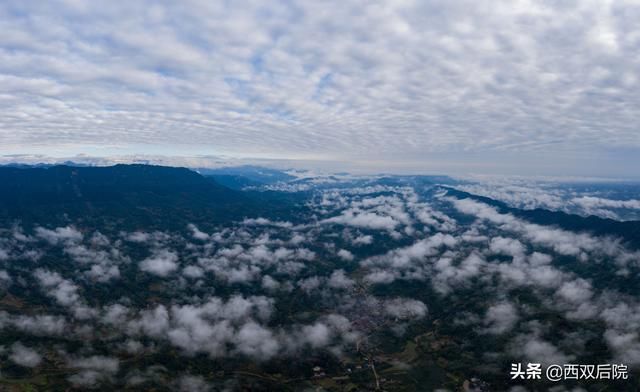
[0,165,638,391]
[0,165,306,231]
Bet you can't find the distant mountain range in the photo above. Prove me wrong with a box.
[443,186,640,246]
[0,164,302,230]
[3,163,635,244]
[0,160,92,169]
[196,165,297,189]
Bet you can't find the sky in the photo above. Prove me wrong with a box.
[1,0,640,177]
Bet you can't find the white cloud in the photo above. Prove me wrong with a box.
[242,218,293,229]
[2,313,68,336]
[68,356,120,387]
[489,237,526,257]
[0,270,11,287]
[515,334,572,366]
[383,298,428,320]
[337,249,354,261]
[322,209,399,231]
[572,196,640,210]
[9,342,42,367]
[483,302,519,334]
[182,265,204,279]
[35,226,82,245]
[2,1,640,174]
[298,276,322,293]
[449,196,640,270]
[261,275,281,291]
[139,249,179,277]
[361,232,459,287]
[175,375,211,392]
[301,322,331,348]
[34,269,80,307]
[187,224,210,240]
[455,180,640,221]
[235,322,280,360]
[604,329,640,365]
[327,269,355,290]
[352,234,373,245]
[86,263,120,282]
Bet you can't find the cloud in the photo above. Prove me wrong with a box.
[352,234,373,245]
[139,249,179,277]
[126,231,151,243]
[193,234,318,283]
[261,275,281,291]
[68,356,120,387]
[2,1,640,174]
[1,312,68,336]
[383,298,428,320]
[300,322,331,348]
[604,329,640,365]
[86,263,120,282]
[571,196,640,220]
[0,270,11,287]
[322,209,399,231]
[489,237,525,257]
[235,322,280,360]
[448,196,640,270]
[483,302,519,334]
[35,226,83,245]
[362,232,459,287]
[556,279,593,304]
[127,296,276,358]
[298,276,322,293]
[337,249,354,261]
[455,180,640,221]
[125,366,167,387]
[110,291,361,361]
[34,269,80,307]
[182,265,204,279]
[5,177,640,389]
[187,224,210,240]
[32,227,130,283]
[34,269,97,319]
[514,334,572,366]
[9,342,42,367]
[127,305,170,338]
[288,314,359,352]
[572,196,640,210]
[364,270,396,284]
[242,218,293,229]
[327,269,355,290]
[174,375,211,392]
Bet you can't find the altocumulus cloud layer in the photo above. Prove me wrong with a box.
[2,0,640,175]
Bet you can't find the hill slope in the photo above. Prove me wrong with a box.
[0,164,299,230]
[443,186,640,246]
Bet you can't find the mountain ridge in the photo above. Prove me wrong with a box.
[442,186,640,246]
[0,164,298,230]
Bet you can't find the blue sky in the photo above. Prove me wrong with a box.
[1,0,639,177]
